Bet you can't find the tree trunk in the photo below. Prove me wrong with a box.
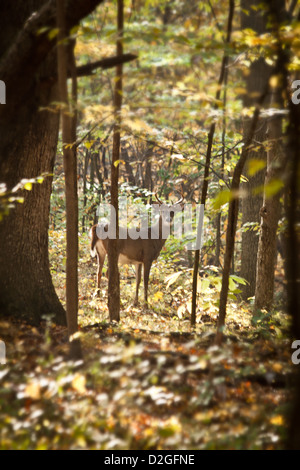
[268,4,300,449]
[240,0,271,300]
[108,0,124,322]
[0,98,65,324]
[286,93,300,450]
[0,0,104,325]
[254,1,286,311]
[254,89,283,310]
[191,0,235,326]
[56,0,80,357]
[0,2,64,324]
[216,103,263,343]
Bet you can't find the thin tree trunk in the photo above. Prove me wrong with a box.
[108,0,124,322]
[191,0,235,326]
[56,0,80,356]
[216,104,263,344]
[82,149,89,233]
[215,83,228,267]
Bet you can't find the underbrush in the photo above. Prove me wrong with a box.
[0,230,294,450]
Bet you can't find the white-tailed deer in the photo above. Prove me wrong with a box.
[89,194,183,305]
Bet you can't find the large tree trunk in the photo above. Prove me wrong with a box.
[254,1,286,311]
[0,0,104,325]
[240,1,271,300]
[0,2,64,324]
[0,69,65,324]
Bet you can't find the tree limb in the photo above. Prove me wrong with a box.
[0,0,105,118]
[75,53,137,77]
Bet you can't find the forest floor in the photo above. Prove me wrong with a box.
[0,230,295,450]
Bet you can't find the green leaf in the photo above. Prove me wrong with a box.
[200,278,210,293]
[230,274,248,286]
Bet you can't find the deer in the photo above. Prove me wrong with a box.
[89,193,183,305]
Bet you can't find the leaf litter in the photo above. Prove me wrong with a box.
[0,231,294,450]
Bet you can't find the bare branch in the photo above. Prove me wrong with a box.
[76,53,137,77]
[0,0,105,119]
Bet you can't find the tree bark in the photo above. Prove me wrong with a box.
[265,1,300,449]
[286,93,300,450]
[108,0,124,322]
[240,0,271,300]
[0,0,104,324]
[191,0,235,326]
[56,0,80,356]
[254,89,283,310]
[216,103,263,343]
[0,0,105,123]
[254,1,286,311]
[0,1,64,324]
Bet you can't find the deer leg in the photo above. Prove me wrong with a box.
[134,264,142,305]
[96,248,106,296]
[96,256,103,296]
[143,262,152,305]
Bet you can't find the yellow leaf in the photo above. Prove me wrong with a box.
[48,28,59,40]
[113,159,125,168]
[272,362,283,373]
[76,436,87,448]
[25,382,41,400]
[24,182,33,191]
[154,291,163,301]
[270,415,284,426]
[84,141,95,149]
[247,159,266,176]
[234,87,247,95]
[264,179,284,198]
[212,190,232,210]
[72,373,86,394]
[269,75,282,89]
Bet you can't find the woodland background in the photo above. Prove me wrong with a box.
[0,0,299,450]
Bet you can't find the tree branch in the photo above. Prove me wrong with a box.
[0,0,105,118]
[75,53,137,77]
